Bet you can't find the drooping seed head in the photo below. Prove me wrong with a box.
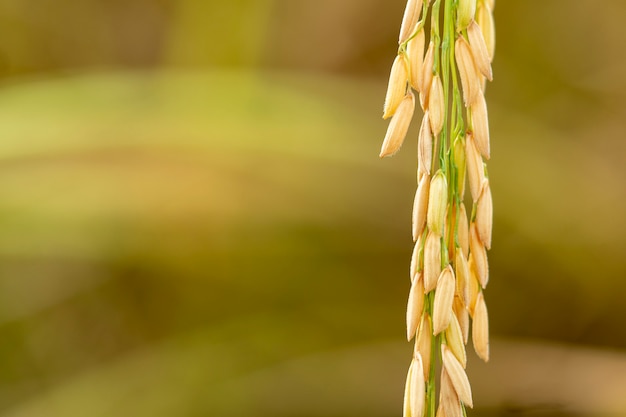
[475,179,493,249]
[428,75,445,136]
[427,170,448,237]
[473,292,490,362]
[399,0,424,44]
[471,91,490,159]
[424,231,442,292]
[433,265,456,335]
[412,172,431,241]
[407,28,426,90]
[456,0,476,32]
[418,112,433,175]
[467,21,493,81]
[383,54,409,119]
[442,345,474,408]
[465,133,485,202]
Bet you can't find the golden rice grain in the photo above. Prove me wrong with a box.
[412,172,431,241]
[408,28,426,90]
[410,354,426,417]
[475,179,493,249]
[467,258,480,316]
[467,21,493,81]
[407,275,426,340]
[383,54,409,119]
[427,171,448,236]
[424,231,442,292]
[418,112,433,176]
[453,295,469,344]
[472,292,490,362]
[380,92,416,157]
[476,3,495,61]
[471,91,490,159]
[428,75,445,135]
[455,250,470,305]
[454,36,480,107]
[403,360,414,417]
[442,345,474,408]
[446,313,467,368]
[465,133,485,202]
[399,0,424,44]
[433,265,455,335]
[419,42,435,108]
[415,313,432,381]
[469,223,489,288]
[440,368,463,417]
[410,242,422,282]
[456,0,476,31]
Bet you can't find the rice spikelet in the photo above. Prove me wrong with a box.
[428,75,445,136]
[415,313,432,381]
[418,112,433,175]
[399,0,424,44]
[412,172,431,241]
[424,231,441,292]
[465,133,485,202]
[408,28,426,90]
[454,36,480,107]
[467,21,493,81]
[471,91,490,159]
[476,3,495,60]
[427,171,448,237]
[419,42,435,108]
[433,265,455,335]
[410,354,426,417]
[469,223,489,288]
[442,345,474,408]
[407,276,426,340]
[383,54,409,119]
[473,292,490,362]
[456,0,476,31]
[475,179,493,249]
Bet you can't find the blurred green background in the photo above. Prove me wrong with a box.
[0,1,624,416]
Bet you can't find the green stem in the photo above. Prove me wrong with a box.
[427,292,437,417]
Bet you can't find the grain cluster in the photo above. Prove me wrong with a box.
[379,1,496,415]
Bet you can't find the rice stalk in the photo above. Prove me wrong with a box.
[379,0,496,415]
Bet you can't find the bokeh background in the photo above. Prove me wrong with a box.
[0,1,624,416]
